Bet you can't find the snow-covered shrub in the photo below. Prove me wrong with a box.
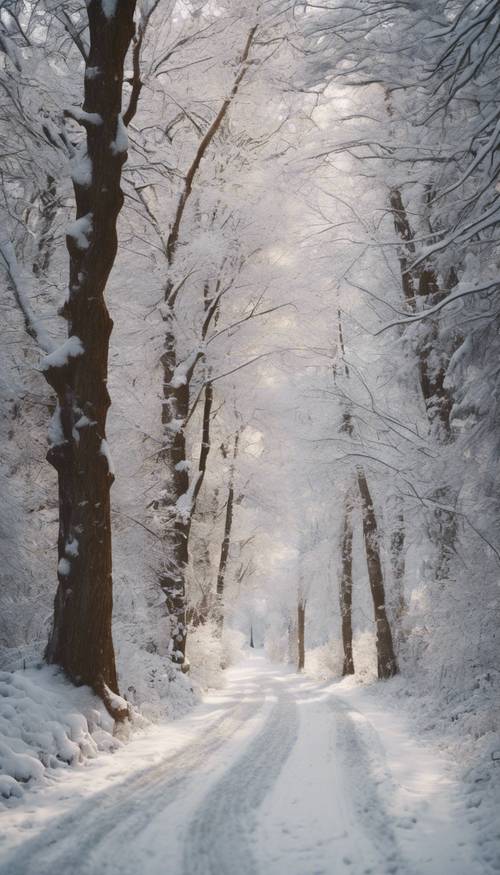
[265,631,289,664]
[115,627,197,722]
[305,639,343,680]
[220,627,246,670]
[187,621,225,690]
[0,666,120,801]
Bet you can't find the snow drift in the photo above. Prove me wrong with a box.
[0,666,122,801]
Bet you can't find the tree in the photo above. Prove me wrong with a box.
[339,489,354,675]
[356,468,398,679]
[297,597,306,672]
[216,429,240,633]
[41,0,137,716]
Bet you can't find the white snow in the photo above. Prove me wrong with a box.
[47,404,64,447]
[100,439,115,475]
[75,415,96,430]
[110,116,128,156]
[169,348,202,388]
[0,653,496,874]
[65,538,79,558]
[101,0,118,18]
[175,472,202,523]
[103,685,128,714]
[165,417,184,433]
[0,667,119,802]
[40,336,84,371]
[65,107,103,126]
[0,241,54,354]
[66,213,93,250]
[70,147,92,188]
[57,557,70,576]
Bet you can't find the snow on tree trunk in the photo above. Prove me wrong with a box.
[339,490,355,676]
[41,0,136,717]
[356,468,398,680]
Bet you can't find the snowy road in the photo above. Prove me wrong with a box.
[0,654,487,875]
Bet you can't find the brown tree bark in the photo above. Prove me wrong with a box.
[41,0,136,718]
[216,430,240,633]
[297,598,306,672]
[357,469,398,679]
[340,490,355,675]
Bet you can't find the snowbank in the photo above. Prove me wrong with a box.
[0,666,121,801]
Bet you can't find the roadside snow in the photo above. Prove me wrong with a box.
[0,653,497,875]
[0,667,120,801]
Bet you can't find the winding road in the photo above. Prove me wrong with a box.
[0,654,487,875]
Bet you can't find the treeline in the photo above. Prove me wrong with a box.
[0,0,498,715]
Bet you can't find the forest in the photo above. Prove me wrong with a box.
[0,1,499,873]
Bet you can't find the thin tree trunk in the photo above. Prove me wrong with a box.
[216,430,240,633]
[32,175,57,278]
[389,498,407,644]
[356,468,398,679]
[161,377,214,666]
[158,278,220,664]
[41,0,136,718]
[340,490,355,675]
[297,598,306,672]
[157,29,257,662]
[287,618,298,666]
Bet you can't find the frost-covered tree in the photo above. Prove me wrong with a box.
[40,0,138,716]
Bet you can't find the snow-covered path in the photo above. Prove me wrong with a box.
[0,654,486,875]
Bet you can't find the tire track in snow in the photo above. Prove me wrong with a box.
[0,689,266,875]
[330,696,418,875]
[182,679,299,875]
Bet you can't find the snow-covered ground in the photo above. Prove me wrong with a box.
[0,652,498,875]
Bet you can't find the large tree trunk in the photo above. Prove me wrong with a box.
[339,490,355,675]
[297,598,306,672]
[41,0,136,717]
[216,431,240,633]
[356,468,398,679]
